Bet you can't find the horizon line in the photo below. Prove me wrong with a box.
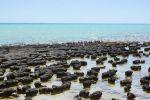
[0,22,150,24]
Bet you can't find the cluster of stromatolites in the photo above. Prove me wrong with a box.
[0,41,150,100]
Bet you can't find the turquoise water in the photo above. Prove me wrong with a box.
[0,23,150,45]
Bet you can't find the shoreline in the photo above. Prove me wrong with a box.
[0,40,150,62]
[0,40,149,46]
[0,40,150,100]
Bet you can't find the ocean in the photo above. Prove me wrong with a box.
[0,23,150,100]
[0,23,150,45]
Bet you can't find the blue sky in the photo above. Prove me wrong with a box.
[0,0,150,23]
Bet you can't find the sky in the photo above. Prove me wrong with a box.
[0,0,150,23]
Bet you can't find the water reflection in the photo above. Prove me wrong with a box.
[14,47,150,100]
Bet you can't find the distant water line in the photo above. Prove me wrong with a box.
[0,23,150,45]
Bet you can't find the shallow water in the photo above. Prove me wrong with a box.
[0,23,150,100]
[7,47,149,100]
[0,23,150,45]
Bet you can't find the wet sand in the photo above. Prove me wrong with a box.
[0,41,150,100]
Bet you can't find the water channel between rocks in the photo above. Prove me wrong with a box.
[4,46,148,100]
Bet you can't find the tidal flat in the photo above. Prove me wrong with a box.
[0,41,150,100]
